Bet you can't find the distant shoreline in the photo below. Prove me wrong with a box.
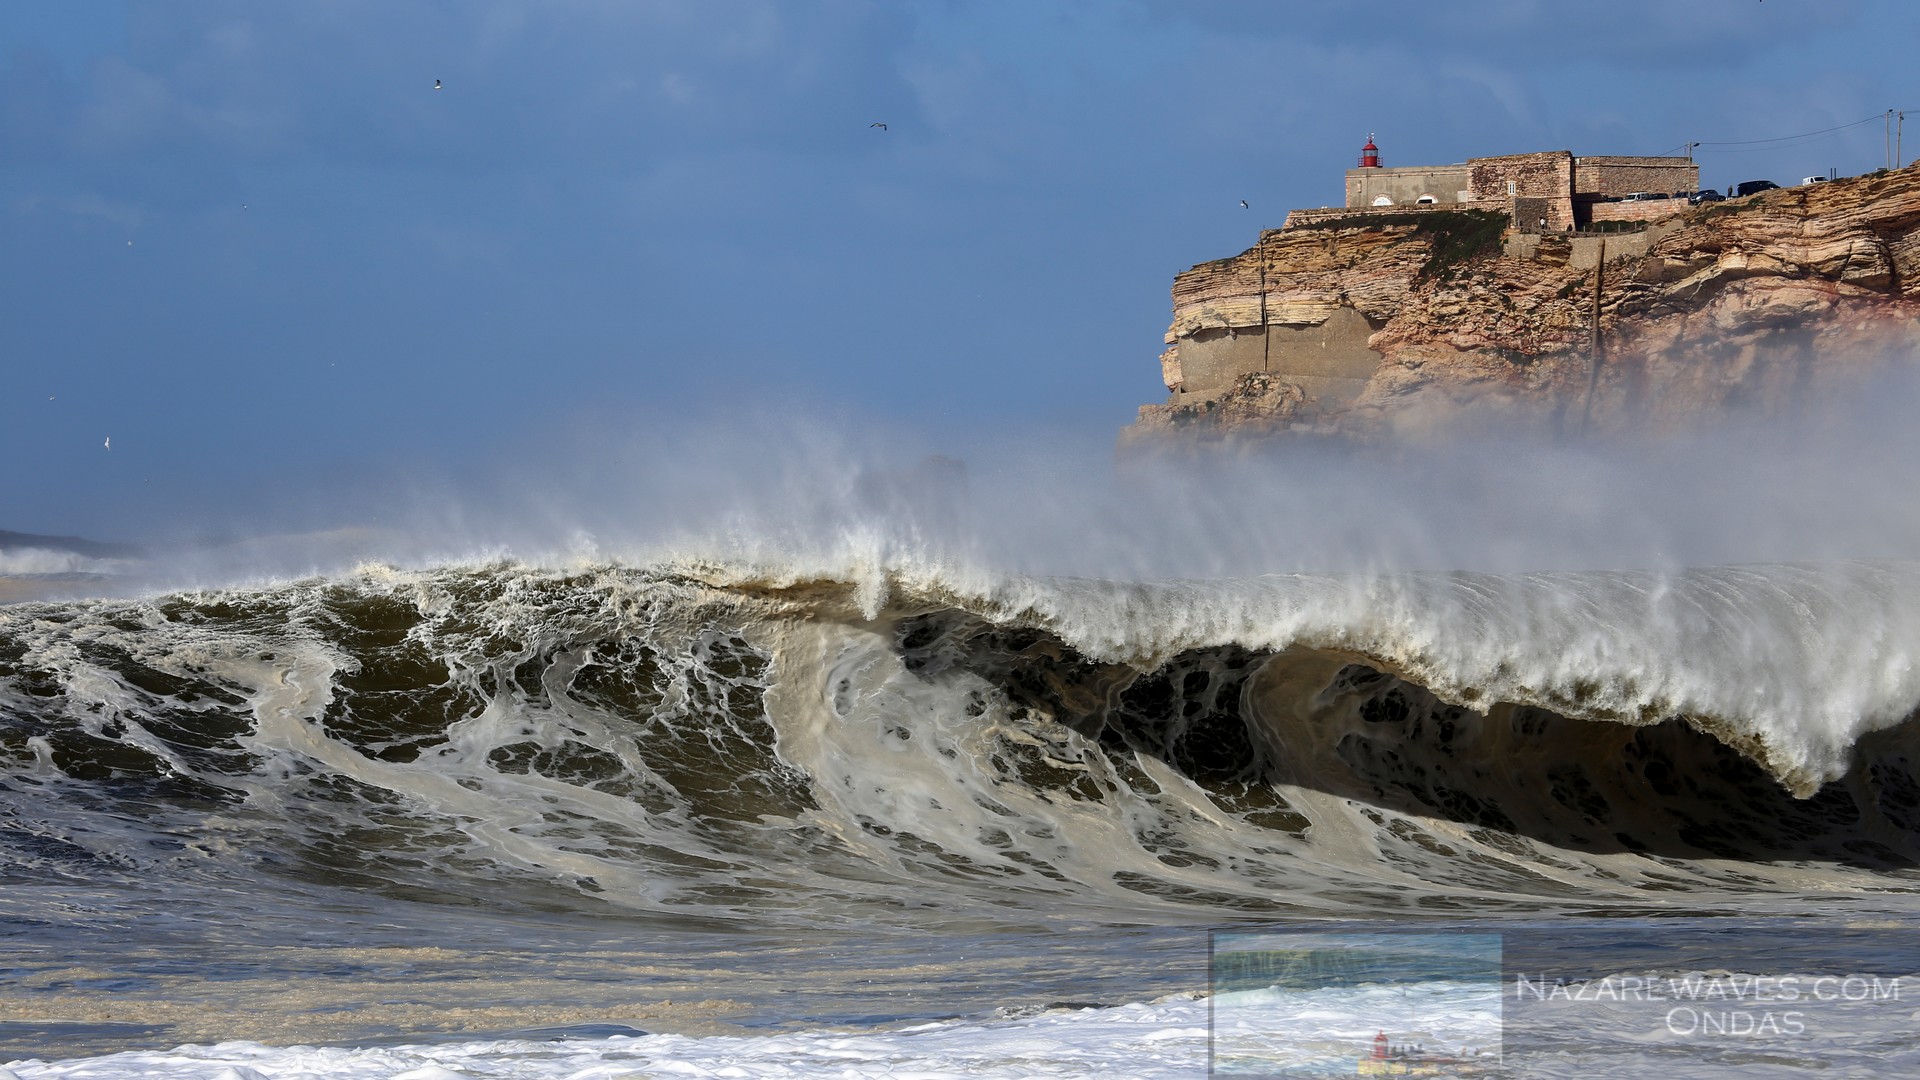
[0,529,143,604]
[0,573,132,605]
[0,529,143,560]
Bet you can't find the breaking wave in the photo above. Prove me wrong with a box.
[2,557,1918,930]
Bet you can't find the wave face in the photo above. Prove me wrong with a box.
[3,560,1919,932]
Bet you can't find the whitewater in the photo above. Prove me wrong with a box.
[6,414,1920,1077]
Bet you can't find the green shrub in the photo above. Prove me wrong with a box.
[1283,208,1508,282]
[1411,210,1510,281]
[1286,215,1398,233]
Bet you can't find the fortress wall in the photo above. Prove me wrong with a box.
[1467,152,1572,200]
[1511,196,1553,232]
[1285,203,1484,229]
[1589,198,1687,223]
[1168,306,1382,403]
[1344,164,1472,208]
[1468,152,1575,231]
[1574,157,1699,197]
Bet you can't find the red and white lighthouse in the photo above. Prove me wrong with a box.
[1358,134,1381,169]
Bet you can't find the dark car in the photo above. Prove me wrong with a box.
[1734,180,1780,197]
[1687,190,1724,204]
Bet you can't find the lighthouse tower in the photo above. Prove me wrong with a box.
[1373,1031,1390,1060]
[1358,134,1381,169]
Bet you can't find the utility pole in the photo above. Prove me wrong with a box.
[1259,241,1271,373]
[1582,239,1605,434]
[1888,110,1896,169]
[1900,111,1906,170]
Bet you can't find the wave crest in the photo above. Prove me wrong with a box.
[2,558,1917,926]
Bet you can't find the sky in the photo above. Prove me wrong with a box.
[4,0,1919,542]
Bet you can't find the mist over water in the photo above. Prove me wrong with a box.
[62,361,1920,594]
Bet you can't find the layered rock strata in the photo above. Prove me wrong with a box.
[1131,165,1920,442]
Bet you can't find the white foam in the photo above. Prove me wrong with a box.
[3,997,1213,1080]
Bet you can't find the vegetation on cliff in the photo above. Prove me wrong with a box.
[1409,210,1510,282]
[1285,209,1510,282]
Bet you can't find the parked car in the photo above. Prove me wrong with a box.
[1800,176,1830,185]
[1687,190,1724,204]
[1734,180,1780,197]
[1621,191,1661,201]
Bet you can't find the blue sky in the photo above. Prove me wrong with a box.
[4,0,1917,540]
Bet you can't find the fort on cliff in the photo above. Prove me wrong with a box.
[1135,140,1920,441]
[1324,138,1698,233]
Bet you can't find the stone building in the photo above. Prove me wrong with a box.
[1340,138,1697,232]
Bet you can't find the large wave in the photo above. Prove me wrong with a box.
[3,558,1916,931]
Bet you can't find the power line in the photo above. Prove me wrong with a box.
[1697,138,1862,156]
[1652,110,1919,160]
[1694,113,1884,148]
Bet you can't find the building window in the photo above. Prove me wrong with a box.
[1372,195,1393,206]
[1416,195,1437,205]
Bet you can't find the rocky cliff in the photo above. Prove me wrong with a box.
[1130,165,1920,441]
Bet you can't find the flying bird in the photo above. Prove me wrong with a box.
[104,437,111,451]
[1239,200,1249,209]
[870,122,887,130]
[434,79,442,90]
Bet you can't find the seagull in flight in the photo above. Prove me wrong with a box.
[1239,200,1249,209]
[870,122,887,130]
[104,437,111,451]
[434,79,442,90]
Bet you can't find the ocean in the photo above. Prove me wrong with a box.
[4,432,1920,1077]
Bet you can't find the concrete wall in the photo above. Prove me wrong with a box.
[1345,164,1472,208]
[1567,232,1652,269]
[1574,156,1698,197]
[1502,230,1659,268]
[1172,306,1383,405]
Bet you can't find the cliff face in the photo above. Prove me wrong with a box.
[1132,166,1920,441]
